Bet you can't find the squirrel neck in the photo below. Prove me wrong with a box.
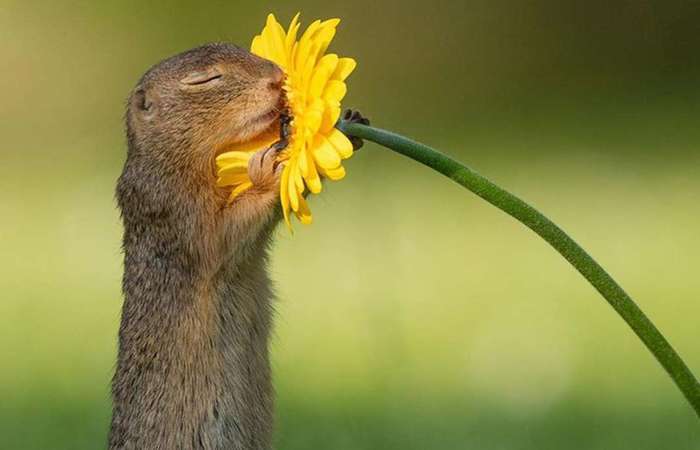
[109,216,276,450]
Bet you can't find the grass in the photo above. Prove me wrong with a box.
[2,392,698,449]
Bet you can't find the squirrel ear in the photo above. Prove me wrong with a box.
[133,88,154,115]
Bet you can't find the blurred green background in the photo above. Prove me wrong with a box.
[1,0,699,448]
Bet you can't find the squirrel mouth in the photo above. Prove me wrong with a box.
[256,93,287,125]
[246,93,288,137]
[247,108,281,140]
[255,108,280,125]
[235,108,278,142]
[214,108,283,157]
[214,95,288,158]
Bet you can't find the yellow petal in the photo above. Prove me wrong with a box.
[219,132,277,154]
[294,20,322,70]
[321,165,346,181]
[331,58,356,81]
[319,18,341,30]
[300,42,319,86]
[298,145,309,176]
[323,80,347,102]
[216,151,253,165]
[320,101,341,133]
[251,35,264,56]
[263,15,287,66]
[255,33,271,59]
[312,135,341,169]
[220,163,250,175]
[217,172,250,187]
[280,165,292,227]
[299,19,322,45]
[313,20,339,60]
[288,165,299,211]
[294,163,305,193]
[294,196,313,225]
[306,24,336,65]
[327,129,354,159]
[229,181,253,202]
[317,53,339,77]
[304,98,324,134]
[285,13,301,55]
[217,165,249,179]
[308,54,338,98]
[303,156,322,194]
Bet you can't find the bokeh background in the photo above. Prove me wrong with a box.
[2,1,699,448]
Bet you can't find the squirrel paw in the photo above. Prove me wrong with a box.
[341,109,370,150]
[248,141,284,189]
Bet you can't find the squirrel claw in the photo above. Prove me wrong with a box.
[341,109,370,150]
[248,142,283,188]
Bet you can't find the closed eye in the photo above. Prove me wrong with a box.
[180,69,223,86]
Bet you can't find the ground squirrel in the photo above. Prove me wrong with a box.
[110,43,286,450]
[110,41,367,449]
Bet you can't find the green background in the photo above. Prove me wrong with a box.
[2,1,699,448]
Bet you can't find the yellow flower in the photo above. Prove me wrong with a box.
[215,13,357,227]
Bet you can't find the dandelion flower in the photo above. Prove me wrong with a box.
[216,13,357,227]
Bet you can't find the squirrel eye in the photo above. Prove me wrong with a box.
[180,68,223,86]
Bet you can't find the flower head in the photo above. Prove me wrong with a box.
[216,13,356,227]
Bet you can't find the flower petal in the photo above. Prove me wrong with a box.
[216,151,253,165]
[320,101,341,133]
[327,128,354,159]
[304,98,324,134]
[294,163,305,193]
[285,13,301,55]
[288,172,299,212]
[321,165,346,181]
[312,135,341,169]
[262,14,286,64]
[280,165,292,227]
[303,158,322,194]
[217,171,250,187]
[298,145,310,176]
[229,181,253,201]
[294,19,322,70]
[308,54,338,99]
[331,58,356,81]
[218,132,277,154]
[251,35,264,56]
[294,196,313,224]
[323,80,347,102]
[311,21,338,63]
[217,163,249,178]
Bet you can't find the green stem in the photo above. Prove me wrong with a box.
[337,120,700,417]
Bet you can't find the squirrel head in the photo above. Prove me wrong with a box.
[125,43,284,178]
[118,44,285,264]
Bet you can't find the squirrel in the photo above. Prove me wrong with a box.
[110,42,367,450]
[109,43,369,450]
[111,43,287,450]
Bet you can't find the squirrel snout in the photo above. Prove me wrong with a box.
[266,65,284,91]
[268,79,283,92]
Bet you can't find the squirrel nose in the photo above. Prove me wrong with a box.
[267,65,284,91]
[268,79,283,91]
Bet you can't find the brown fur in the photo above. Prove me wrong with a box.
[110,43,285,450]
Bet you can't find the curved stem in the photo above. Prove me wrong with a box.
[337,120,700,417]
